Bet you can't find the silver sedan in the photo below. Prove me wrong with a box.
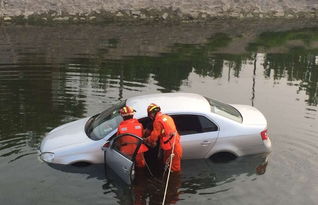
[39,93,271,167]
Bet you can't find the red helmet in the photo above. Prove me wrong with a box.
[147,103,161,114]
[119,106,136,117]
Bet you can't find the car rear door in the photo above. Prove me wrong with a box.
[103,133,143,184]
[172,114,219,159]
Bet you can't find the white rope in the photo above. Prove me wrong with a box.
[161,134,177,205]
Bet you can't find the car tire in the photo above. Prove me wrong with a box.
[209,152,237,163]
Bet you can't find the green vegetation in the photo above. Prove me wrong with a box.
[245,28,318,105]
[64,29,317,105]
[247,28,318,51]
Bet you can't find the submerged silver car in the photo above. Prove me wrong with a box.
[40,93,271,169]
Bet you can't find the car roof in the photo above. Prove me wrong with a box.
[126,93,211,118]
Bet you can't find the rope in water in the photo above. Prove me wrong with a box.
[161,134,177,205]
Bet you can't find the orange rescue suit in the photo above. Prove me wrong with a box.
[117,118,148,168]
[148,112,183,172]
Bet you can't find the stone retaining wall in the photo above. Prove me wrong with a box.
[1,0,318,22]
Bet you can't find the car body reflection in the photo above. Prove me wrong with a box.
[104,153,270,204]
[48,153,269,204]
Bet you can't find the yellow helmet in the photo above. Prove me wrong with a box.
[119,106,136,117]
[147,103,161,114]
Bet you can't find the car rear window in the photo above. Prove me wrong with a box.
[205,97,243,123]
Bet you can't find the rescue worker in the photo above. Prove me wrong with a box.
[117,106,148,168]
[144,103,183,172]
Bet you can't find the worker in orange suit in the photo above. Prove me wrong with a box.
[144,103,183,172]
[117,106,148,168]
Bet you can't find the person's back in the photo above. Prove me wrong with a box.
[145,103,183,172]
[155,113,181,150]
[117,118,143,155]
[117,106,148,168]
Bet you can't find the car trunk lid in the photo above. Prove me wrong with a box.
[230,104,267,126]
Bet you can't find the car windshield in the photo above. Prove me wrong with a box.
[205,97,243,123]
[86,101,125,140]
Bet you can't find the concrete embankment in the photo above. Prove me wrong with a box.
[1,0,318,23]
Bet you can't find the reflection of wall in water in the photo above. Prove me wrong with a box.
[0,23,317,122]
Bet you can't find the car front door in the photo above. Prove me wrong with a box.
[103,133,143,184]
[172,114,219,159]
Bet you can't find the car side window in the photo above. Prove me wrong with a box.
[198,115,218,132]
[171,114,218,135]
[172,115,201,135]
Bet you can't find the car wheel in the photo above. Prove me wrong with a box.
[71,161,92,167]
[210,152,237,163]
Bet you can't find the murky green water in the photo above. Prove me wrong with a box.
[0,20,317,205]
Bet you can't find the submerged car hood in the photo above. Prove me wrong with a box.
[231,104,267,126]
[40,117,91,152]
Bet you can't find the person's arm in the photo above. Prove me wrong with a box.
[143,128,151,138]
[146,121,162,147]
[142,120,153,138]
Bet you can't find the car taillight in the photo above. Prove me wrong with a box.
[261,129,269,141]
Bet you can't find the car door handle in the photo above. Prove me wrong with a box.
[201,140,211,146]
